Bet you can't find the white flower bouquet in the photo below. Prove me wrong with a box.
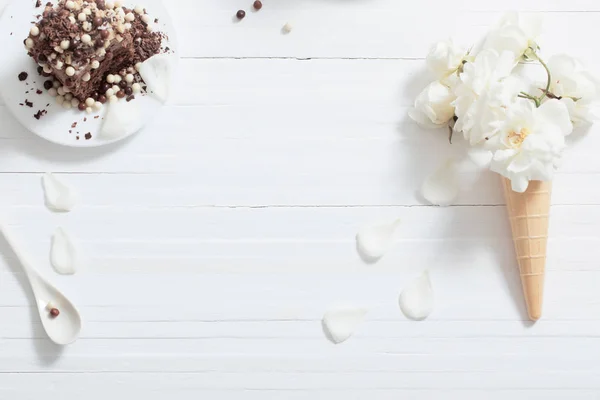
[410,13,600,320]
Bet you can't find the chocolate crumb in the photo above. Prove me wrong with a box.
[85,132,92,140]
[71,122,77,128]
[36,89,43,95]
[18,72,28,81]
[35,0,42,7]
[83,117,87,122]
[25,100,33,108]
[126,95,135,102]
[33,109,47,120]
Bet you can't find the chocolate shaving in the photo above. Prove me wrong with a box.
[34,109,47,119]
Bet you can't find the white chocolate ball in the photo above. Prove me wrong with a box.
[93,102,103,111]
[125,74,134,83]
[105,88,115,97]
[65,1,75,10]
[113,75,122,84]
[56,95,64,105]
[30,26,40,36]
[53,80,60,89]
[57,86,65,96]
[86,107,93,114]
[106,74,115,83]
[125,13,135,22]
[85,97,95,107]
[112,85,120,93]
[109,95,118,103]
[48,88,58,97]
[105,1,115,9]
[91,60,100,69]
[71,98,80,107]
[82,73,91,82]
[132,83,142,93]
[141,14,151,24]
[25,38,34,49]
[65,66,76,76]
[78,12,87,22]
[60,40,70,50]
[135,62,142,71]
[64,93,73,101]
[81,34,92,44]
[134,5,144,14]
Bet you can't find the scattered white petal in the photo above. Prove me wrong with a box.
[467,147,493,169]
[100,100,143,140]
[399,272,434,321]
[322,305,367,344]
[50,228,79,275]
[138,53,173,103]
[42,173,78,212]
[356,219,401,262]
[421,159,460,206]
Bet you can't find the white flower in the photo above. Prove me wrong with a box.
[426,39,467,82]
[488,99,572,192]
[453,49,519,144]
[546,54,600,125]
[484,12,543,59]
[408,81,456,128]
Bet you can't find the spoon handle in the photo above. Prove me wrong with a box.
[0,222,36,277]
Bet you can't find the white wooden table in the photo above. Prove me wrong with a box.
[1,1,600,398]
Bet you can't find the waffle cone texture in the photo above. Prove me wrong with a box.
[502,178,551,321]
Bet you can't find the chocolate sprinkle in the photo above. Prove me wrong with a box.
[18,72,28,81]
[34,109,47,120]
[85,132,92,140]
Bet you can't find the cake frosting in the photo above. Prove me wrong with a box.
[25,0,163,111]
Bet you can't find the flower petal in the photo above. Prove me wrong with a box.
[356,219,401,262]
[399,272,434,321]
[421,159,460,206]
[322,306,368,344]
[537,100,573,136]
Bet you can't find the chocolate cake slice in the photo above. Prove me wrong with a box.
[25,0,162,105]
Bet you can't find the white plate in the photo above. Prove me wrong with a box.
[0,0,178,147]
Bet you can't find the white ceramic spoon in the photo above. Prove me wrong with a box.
[0,223,81,345]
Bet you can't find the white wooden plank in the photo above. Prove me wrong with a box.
[0,370,599,390]
[168,4,600,59]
